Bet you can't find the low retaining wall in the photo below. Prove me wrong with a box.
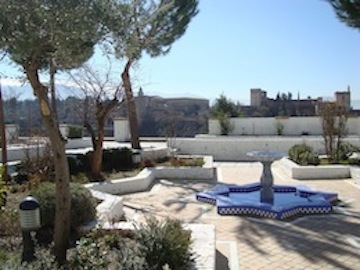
[90,190,124,222]
[278,157,352,180]
[86,156,214,223]
[141,146,169,161]
[86,168,156,196]
[66,138,93,149]
[350,166,360,179]
[1,144,46,162]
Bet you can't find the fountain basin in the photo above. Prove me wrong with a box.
[196,183,338,220]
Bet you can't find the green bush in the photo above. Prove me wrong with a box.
[68,231,147,270]
[2,218,194,269]
[0,208,20,236]
[135,218,193,270]
[30,183,96,238]
[67,125,83,139]
[102,147,133,172]
[275,120,284,135]
[336,142,359,162]
[218,113,234,135]
[3,246,61,270]
[67,154,90,176]
[288,143,319,166]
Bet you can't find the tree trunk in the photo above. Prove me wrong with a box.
[91,124,105,180]
[0,83,8,183]
[25,65,71,265]
[121,59,141,149]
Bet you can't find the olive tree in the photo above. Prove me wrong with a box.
[108,0,199,149]
[319,102,348,162]
[0,0,108,264]
[69,63,124,179]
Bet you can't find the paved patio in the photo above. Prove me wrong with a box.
[122,161,360,270]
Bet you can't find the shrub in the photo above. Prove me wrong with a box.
[68,231,147,270]
[102,148,133,172]
[135,218,193,270]
[67,154,90,176]
[13,145,55,185]
[3,246,61,270]
[336,142,359,162]
[0,208,20,236]
[2,218,194,269]
[218,113,234,135]
[170,157,204,167]
[288,143,319,166]
[30,182,96,242]
[275,120,284,135]
[67,125,83,139]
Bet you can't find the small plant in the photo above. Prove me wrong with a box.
[14,143,54,186]
[140,159,156,168]
[68,229,147,269]
[336,142,359,163]
[288,143,319,166]
[135,218,193,270]
[67,125,83,139]
[30,182,96,243]
[275,120,284,135]
[218,113,234,135]
[170,157,204,167]
[3,245,61,269]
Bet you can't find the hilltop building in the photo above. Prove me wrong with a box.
[241,87,357,117]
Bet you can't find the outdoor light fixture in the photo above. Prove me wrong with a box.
[132,149,142,164]
[19,196,41,262]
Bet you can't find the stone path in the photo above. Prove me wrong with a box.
[122,161,360,270]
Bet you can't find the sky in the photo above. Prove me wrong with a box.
[1,0,360,107]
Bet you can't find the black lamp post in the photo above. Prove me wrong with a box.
[19,196,41,262]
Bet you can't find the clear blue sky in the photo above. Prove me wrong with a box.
[1,0,360,106]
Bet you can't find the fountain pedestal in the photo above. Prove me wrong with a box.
[247,151,285,204]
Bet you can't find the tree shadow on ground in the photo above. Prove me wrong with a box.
[122,179,217,222]
[234,212,360,269]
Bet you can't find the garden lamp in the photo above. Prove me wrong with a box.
[19,196,41,262]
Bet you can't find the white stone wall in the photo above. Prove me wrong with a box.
[173,136,360,161]
[277,157,351,180]
[209,116,360,136]
[114,118,130,142]
[1,144,46,162]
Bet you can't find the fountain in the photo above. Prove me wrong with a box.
[196,148,338,220]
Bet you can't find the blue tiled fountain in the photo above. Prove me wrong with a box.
[196,150,338,220]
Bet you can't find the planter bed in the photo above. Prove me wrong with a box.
[279,157,352,179]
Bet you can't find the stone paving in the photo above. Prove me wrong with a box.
[122,161,360,270]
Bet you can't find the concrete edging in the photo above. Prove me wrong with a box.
[85,155,214,222]
[279,157,352,179]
